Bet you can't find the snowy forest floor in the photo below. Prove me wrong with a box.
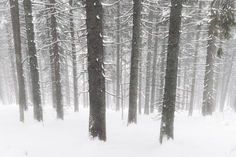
[1,105,236,157]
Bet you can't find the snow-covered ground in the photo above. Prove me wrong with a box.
[1,105,236,157]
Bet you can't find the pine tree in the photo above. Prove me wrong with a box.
[128,0,142,124]
[86,0,106,141]
[23,0,43,121]
[9,0,27,122]
[160,0,183,143]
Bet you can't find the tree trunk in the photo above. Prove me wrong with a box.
[159,0,183,143]
[86,0,106,141]
[9,0,26,122]
[49,0,63,119]
[23,0,43,121]
[144,9,154,115]
[128,0,142,124]
[116,1,121,111]
[69,0,79,112]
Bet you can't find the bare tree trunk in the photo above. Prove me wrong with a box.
[128,0,142,124]
[86,0,106,141]
[144,9,154,115]
[49,0,63,119]
[23,0,43,121]
[116,1,121,111]
[160,0,183,143]
[9,0,26,122]
[69,0,79,112]
[45,4,56,108]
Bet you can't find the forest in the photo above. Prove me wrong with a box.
[0,0,236,156]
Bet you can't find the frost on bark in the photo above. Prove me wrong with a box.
[23,0,43,121]
[159,0,183,143]
[9,0,27,122]
[128,0,142,124]
[86,0,106,141]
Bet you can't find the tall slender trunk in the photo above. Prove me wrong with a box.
[23,0,43,121]
[9,0,27,122]
[159,0,183,143]
[69,0,79,112]
[128,0,142,124]
[49,0,63,119]
[144,9,154,115]
[45,4,56,108]
[86,0,106,141]
[116,1,121,111]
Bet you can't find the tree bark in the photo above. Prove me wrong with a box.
[128,0,142,124]
[86,0,106,141]
[9,0,26,122]
[49,0,63,119]
[23,0,43,121]
[144,9,154,115]
[159,0,183,143]
[69,0,79,112]
[116,1,121,111]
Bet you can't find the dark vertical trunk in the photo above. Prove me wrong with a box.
[49,0,63,119]
[116,1,121,111]
[86,0,106,141]
[128,0,142,124]
[159,0,183,143]
[9,0,26,122]
[69,0,79,112]
[23,0,43,121]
